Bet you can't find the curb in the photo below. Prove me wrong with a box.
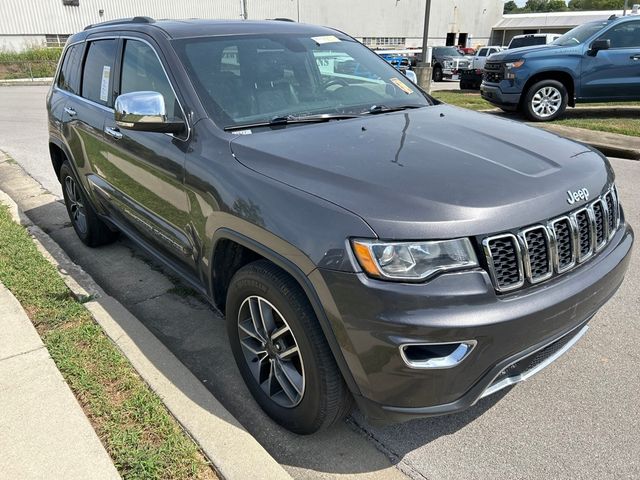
[0,78,53,87]
[0,283,121,480]
[0,165,292,480]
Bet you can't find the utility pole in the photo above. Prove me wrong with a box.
[623,0,628,16]
[240,0,248,19]
[415,0,433,92]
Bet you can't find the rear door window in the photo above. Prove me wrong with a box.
[81,39,118,106]
[57,43,83,94]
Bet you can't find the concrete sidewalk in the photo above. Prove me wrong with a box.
[0,282,120,480]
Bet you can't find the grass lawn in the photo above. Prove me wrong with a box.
[431,90,640,137]
[0,205,216,480]
[555,117,640,137]
[431,90,494,111]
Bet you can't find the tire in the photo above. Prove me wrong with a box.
[523,79,568,122]
[226,260,352,434]
[59,161,118,247]
[460,81,472,90]
[432,66,443,82]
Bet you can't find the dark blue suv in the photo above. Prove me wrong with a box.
[481,15,640,121]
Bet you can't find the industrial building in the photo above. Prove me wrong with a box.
[491,10,629,46]
[0,0,504,51]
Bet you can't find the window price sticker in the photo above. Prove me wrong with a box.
[100,65,111,102]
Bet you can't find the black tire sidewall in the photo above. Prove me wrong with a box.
[59,161,115,246]
[433,66,443,82]
[60,162,92,243]
[524,80,568,122]
[226,265,331,434]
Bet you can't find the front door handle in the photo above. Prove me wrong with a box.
[64,107,77,116]
[104,126,123,140]
[631,54,640,61]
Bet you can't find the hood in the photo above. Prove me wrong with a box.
[490,44,562,61]
[230,105,612,240]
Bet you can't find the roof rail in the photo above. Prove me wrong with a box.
[84,16,155,31]
[271,18,296,22]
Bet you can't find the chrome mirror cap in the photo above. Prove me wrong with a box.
[114,91,183,134]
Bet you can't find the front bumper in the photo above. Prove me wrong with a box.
[312,223,633,424]
[480,82,521,110]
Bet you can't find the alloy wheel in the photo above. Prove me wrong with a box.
[237,296,305,408]
[64,175,88,234]
[531,86,562,118]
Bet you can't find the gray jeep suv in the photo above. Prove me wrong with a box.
[47,17,633,434]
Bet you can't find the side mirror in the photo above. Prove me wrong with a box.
[115,91,184,134]
[589,38,610,55]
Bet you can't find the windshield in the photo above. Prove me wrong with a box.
[173,34,431,129]
[434,47,463,57]
[509,36,547,49]
[553,21,609,46]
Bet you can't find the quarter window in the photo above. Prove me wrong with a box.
[57,43,83,94]
[120,40,178,118]
[81,39,118,106]
[600,21,640,49]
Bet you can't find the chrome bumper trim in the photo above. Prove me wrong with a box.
[479,324,589,400]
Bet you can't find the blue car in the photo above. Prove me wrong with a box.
[481,14,640,121]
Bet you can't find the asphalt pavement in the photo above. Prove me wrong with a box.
[1,85,638,480]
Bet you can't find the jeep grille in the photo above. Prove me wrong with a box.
[482,186,620,293]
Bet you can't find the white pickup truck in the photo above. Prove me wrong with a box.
[459,46,505,89]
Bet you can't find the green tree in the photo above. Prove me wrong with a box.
[569,0,625,9]
[504,1,519,13]
[524,0,568,12]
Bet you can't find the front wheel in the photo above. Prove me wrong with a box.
[226,260,352,434]
[523,80,568,121]
[432,66,443,82]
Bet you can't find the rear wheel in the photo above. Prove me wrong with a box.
[60,161,117,247]
[226,260,352,434]
[523,79,568,121]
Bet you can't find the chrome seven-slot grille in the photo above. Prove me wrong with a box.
[482,186,620,293]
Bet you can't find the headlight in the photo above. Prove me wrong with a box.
[505,59,525,69]
[352,238,478,281]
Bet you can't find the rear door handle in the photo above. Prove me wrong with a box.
[631,54,640,60]
[64,107,77,116]
[104,126,123,140]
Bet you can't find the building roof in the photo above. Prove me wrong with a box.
[494,10,624,30]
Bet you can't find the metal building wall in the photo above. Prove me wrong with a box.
[0,0,242,35]
[0,0,503,48]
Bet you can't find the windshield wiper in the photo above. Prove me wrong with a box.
[365,104,425,115]
[225,113,362,131]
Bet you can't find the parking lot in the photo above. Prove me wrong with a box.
[1,85,639,480]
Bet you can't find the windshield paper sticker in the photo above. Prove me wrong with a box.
[235,129,252,135]
[390,77,414,95]
[100,66,111,102]
[312,35,341,45]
